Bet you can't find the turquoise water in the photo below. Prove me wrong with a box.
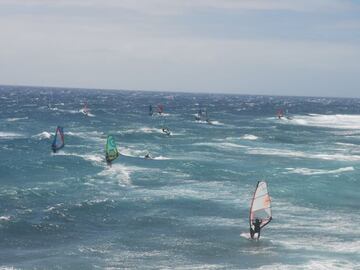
[0,86,359,269]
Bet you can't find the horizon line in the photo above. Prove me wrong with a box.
[0,83,358,100]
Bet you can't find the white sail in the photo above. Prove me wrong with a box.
[249,181,272,228]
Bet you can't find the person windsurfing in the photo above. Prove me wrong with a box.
[249,181,272,240]
[51,126,64,153]
[195,109,202,121]
[144,152,152,159]
[162,127,171,136]
[276,109,284,119]
[105,135,119,167]
[157,104,164,115]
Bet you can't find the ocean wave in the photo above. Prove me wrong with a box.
[287,114,360,130]
[208,120,224,126]
[67,131,105,143]
[120,147,147,158]
[122,127,162,134]
[32,131,52,140]
[53,152,104,165]
[152,155,170,160]
[241,134,259,140]
[284,166,354,175]
[247,147,360,161]
[0,216,11,221]
[98,164,135,186]
[6,117,28,122]
[258,260,358,270]
[0,132,25,139]
[193,142,247,151]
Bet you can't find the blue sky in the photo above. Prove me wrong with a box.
[0,0,359,97]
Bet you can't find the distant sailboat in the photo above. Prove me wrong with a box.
[105,135,119,166]
[51,126,65,153]
[249,181,272,239]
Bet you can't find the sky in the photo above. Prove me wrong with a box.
[0,0,359,97]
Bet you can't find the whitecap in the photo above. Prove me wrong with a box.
[194,142,247,151]
[285,167,354,175]
[286,114,360,130]
[247,147,360,161]
[0,216,11,221]
[6,117,28,122]
[33,131,52,140]
[0,132,25,139]
[98,164,136,186]
[241,134,258,140]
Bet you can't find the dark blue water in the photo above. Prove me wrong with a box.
[0,85,359,269]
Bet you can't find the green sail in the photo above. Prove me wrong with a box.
[105,135,119,162]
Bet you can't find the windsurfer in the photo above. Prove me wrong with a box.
[162,127,170,135]
[105,154,112,167]
[250,217,272,239]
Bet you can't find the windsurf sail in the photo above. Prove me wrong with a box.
[195,108,208,121]
[149,104,153,116]
[249,181,272,229]
[105,135,119,163]
[51,126,65,152]
[276,109,284,119]
[157,104,164,114]
[81,101,90,115]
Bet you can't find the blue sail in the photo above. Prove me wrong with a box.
[52,126,64,152]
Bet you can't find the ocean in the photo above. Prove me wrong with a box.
[0,85,359,269]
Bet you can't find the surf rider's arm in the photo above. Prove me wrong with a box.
[260,217,272,228]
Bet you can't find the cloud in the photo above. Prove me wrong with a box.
[0,0,359,96]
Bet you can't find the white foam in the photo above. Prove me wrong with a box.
[247,147,360,161]
[0,132,24,139]
[285,166,354,175]
[120,148,147,158]
[0,266,18,270]
[67,131,105,143]
[122,127,162,134]
[33,131,52,140]
[241,134,259,140]
[270,200,360,257]
[288,114,360,129]
[98,164,136,186]
[0,216,11,221]
[209,120,223,125]
[152,155,170,160]
[54,152,104,165]
[6,117,28,122]
[258,260,358,270]
[194,142,247,151]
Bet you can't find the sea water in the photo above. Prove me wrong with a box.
[0,86,359,269]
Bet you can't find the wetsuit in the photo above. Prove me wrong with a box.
[105,154,112,167]
[250,219,262,239]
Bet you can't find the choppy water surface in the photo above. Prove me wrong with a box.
[0,86,359,269]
